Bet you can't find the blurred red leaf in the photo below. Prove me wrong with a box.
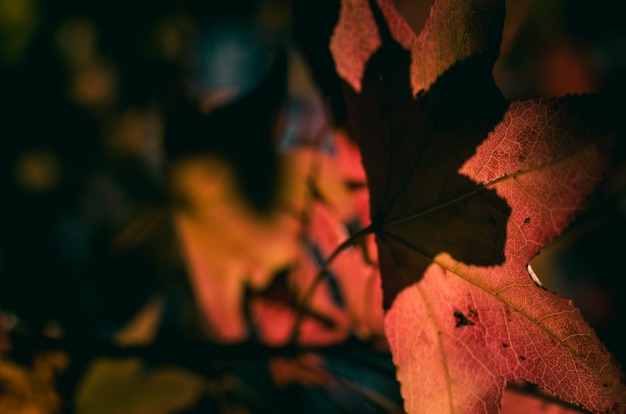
[330,0,626,412]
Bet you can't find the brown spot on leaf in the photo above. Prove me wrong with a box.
[502,343,509,348]
[519,355,526,361]
[454,310,475,328]
[524,217,531,224]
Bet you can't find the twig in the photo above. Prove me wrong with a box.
[289,225,375,343]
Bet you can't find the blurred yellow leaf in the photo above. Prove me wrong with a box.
[75,358,204,414]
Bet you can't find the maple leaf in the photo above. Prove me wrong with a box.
[331,0,505,95]
[328,0,626,413]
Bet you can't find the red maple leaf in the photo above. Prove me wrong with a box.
[328,0,626,412]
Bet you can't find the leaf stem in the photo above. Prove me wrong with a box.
[289,224,376,343]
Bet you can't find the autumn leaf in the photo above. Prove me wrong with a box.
[0,352,67,414]
[169,127,382,346]
[329,0,626,413]
[331,0,505,95]
[501,380,593,414]
[75,358,204,414]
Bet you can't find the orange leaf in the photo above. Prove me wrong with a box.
[330,0,626,412]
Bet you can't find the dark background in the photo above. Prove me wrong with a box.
[0,0,625,409]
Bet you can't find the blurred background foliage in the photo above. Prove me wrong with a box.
[0,0,625,413]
